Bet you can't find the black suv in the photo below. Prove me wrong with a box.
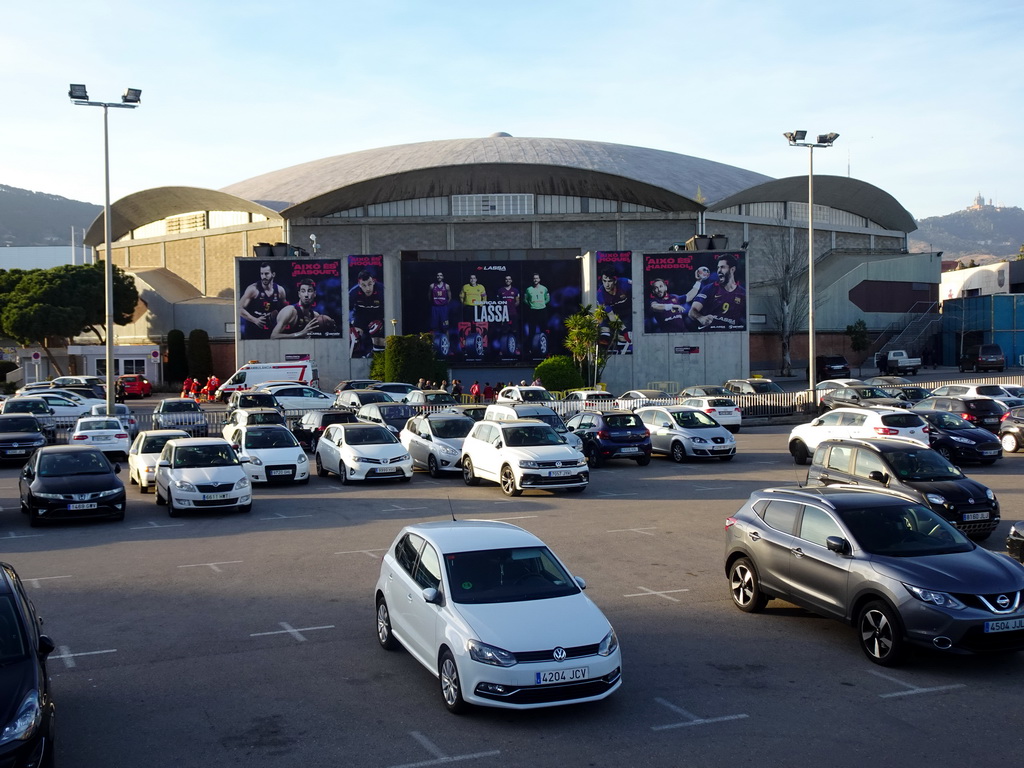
[914,396,1005,434]
[959,343,1005,373]
[0,562,56,767]
[564,409,652,467]
[811,354,851,380]
[806,437,999,540]
[998,406,1024,453]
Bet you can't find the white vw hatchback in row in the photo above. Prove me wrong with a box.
[375,520,622,712]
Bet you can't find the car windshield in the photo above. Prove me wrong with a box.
[80,419,121,431]
[163,401,200,413]
[249,412,284,424]
[604,414,641,428]
[886,450,963,481]
[419,392,451,404]
[38,451,111,476]
[502,424,563,446]
[322,412,357,426]
[887,387,931,400]
[879,413,925,428]
[964,400,1002,414]
[5,401,46,414]
[0,597,27,661]
[379,405,416,421]
[0,417,39,433]
[173,445,239,468]
[586,393,615,401]
[142,435,180,454]
[854,387,891,398]
[839,503,973,556]
[975,386,1008,397]
[520,389,555,402]
[531,414,566,432]
[244,428,299,449]
[671,410,718,428]
[238,396,276,408]
[707,398,736,408]
[430,419,473,439]
[344,426,397,445]
[928,413,976,430]
[444,547,581,604]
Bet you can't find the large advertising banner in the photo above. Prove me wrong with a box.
[402,260,582,363]
[596,251,633,354]
[348,255,386,358]
[237,258,342,340]
[642,251,747,333]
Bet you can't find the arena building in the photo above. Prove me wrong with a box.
[81,133,933,393]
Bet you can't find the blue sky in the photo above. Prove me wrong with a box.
[3,1,1020,221]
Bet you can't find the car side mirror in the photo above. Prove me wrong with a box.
[868,470,888,484]
[574,576,587,590]
[825,536,850,556]
[811,418,822,426]
[493,439,503,449]
[113,464,121,474]
[22,467,34,480]
[239,457,251,464]
[660,421,671,428]
[38,634,55,657]
[158,459,171,468]
[567,425,575,432]
[422,588,443,605]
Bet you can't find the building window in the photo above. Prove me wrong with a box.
[452,194,534,215]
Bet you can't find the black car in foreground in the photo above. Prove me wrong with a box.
[0,562,56,768]
[0,415,48,464]
[19,445,126,526]
[806,437,1000,540]
[913,410,1002,465]
[726,485,1024,666]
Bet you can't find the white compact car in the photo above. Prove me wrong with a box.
[127,429,191,493]
[400,412,475,477]
[635,405,737,462]
[374,520,622,713]
[89,403,140,438]
[154,437,252,516]
[69,416,131,459]
[314,423,413,483]
[677,396,743,433]
[495,385,557,404]
[255,383,335,412]
[461,419,588,496]
[787,406,930,464]
[224,424,309,484]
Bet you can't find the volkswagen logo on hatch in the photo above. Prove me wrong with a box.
[555,461,562,468]
[553,647,566,662]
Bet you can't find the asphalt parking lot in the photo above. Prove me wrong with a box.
[1,423,1022,767]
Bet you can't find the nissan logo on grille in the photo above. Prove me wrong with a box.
[997,594,1011,609]
[552,646,566,662]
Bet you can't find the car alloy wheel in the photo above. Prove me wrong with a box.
[376,598,398,650]
[671,441,686,463]
[791,441,809,465]
[438,649,466,714]
[462,457,479,486]
[315,454,329,477]
[858,600,905,666]
[935,445,954,462]
[428,455,441,478]
[167,490,180,517]
[587,446,602,468]
[500,464,522,496]
[1001,432,1020,452]
[728,557,768,613]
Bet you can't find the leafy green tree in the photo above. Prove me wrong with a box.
[187,329,213,380]
[564,305,621,385]
[383,334,446,384]
[845,319,871,375]
[533,355,584,392]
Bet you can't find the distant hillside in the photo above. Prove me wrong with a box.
[910,203,1024,264]
[0,185,101,247]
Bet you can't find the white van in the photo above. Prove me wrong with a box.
[216,361,319,401]
[483,403,582,450]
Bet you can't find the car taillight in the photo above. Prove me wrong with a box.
[922,426,929,433]
[704,408,715,414]
[643,429,650,437]
[725,516,738,529]
[1001,412,1011,422]
[735,407,742,413]
[597,430,609,439]
[873,427,898,435]
[72,435,88,440]
[116,433,128,438]
[960,412,977,422]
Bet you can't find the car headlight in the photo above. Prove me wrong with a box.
[519,460,539,469]
[172,479,198,493]
[438,445,460,456]
[96,487,122,498]
[33,492,65,500]
[575,457,588,467]
[350,455,368,463]
[249,456,264,466]
[395,453,410,462]
[691,436,708,444]
[598,627,619,657]
[986,488,996,501]
[904,584,965,610]
[925,493,946,505]
[950,436,974,445]
[297,453,308,464]
[234,477,251,490]
[0,689,42,746]
[467,639,517,667]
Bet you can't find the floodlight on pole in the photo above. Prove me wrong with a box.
[784,130,839,393]
[69,84,141,414]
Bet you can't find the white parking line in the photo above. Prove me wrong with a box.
[259,512,313,520]
[130,521,186,530]
[249,622,335,641]
[599,492,638,497]
[607,527,657,536]
[53,646,118,669]
[390,504,429,511]
[693,486,731,491]
[178,561,243,573]
[335,548,387,558]
[0,530,43,540]
[867,669,967,697]
[21,575,73,589]
[386,731,501,768]
[651,697,749,730]
[623,586,690,602]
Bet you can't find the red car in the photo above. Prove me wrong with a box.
[118,374,152,398]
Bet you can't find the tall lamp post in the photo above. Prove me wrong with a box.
[784,130,838,393]
[69,84,141,413]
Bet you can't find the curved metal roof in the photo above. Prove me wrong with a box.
[219,136,773,218]
[84,187,281,246]
[711,175,917,233]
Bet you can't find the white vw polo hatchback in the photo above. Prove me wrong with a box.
[461,420,587,496]
[375,520,622,712]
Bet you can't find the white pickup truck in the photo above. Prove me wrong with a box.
[876,350,921,375]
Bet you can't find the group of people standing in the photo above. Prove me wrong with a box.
[179,375,220,401]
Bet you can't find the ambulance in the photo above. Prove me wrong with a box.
[215,361,319,401]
